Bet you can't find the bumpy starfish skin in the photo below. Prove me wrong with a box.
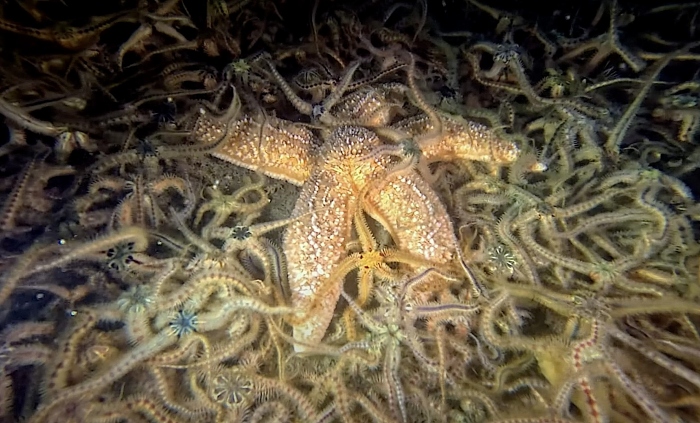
[191,111,228,144]
[392,114,520,164]
[192,112,319,185]
[284,126,390,351]
[329,84,407,126]
[362,168,462,300]
[365,170,455,265]
[192,101,519,348]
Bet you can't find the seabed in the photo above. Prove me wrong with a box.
[0,1,700,422]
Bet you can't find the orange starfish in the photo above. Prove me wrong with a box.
[191,86,520,351]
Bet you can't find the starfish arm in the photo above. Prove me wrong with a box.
[365,170,455,265]
[364,170,463,297]
[326,85,406,127]
[284,126,389,351]
[284,168,355,352]
[392,114,520,164]
[192,113,319,185]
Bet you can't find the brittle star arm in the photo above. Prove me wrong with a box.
[266,59,361,122]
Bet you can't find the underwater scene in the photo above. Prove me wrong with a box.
[1,0,700,422]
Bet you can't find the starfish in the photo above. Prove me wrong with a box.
[191,83,520,351]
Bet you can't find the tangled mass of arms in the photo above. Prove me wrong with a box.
[1,0,700,422]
